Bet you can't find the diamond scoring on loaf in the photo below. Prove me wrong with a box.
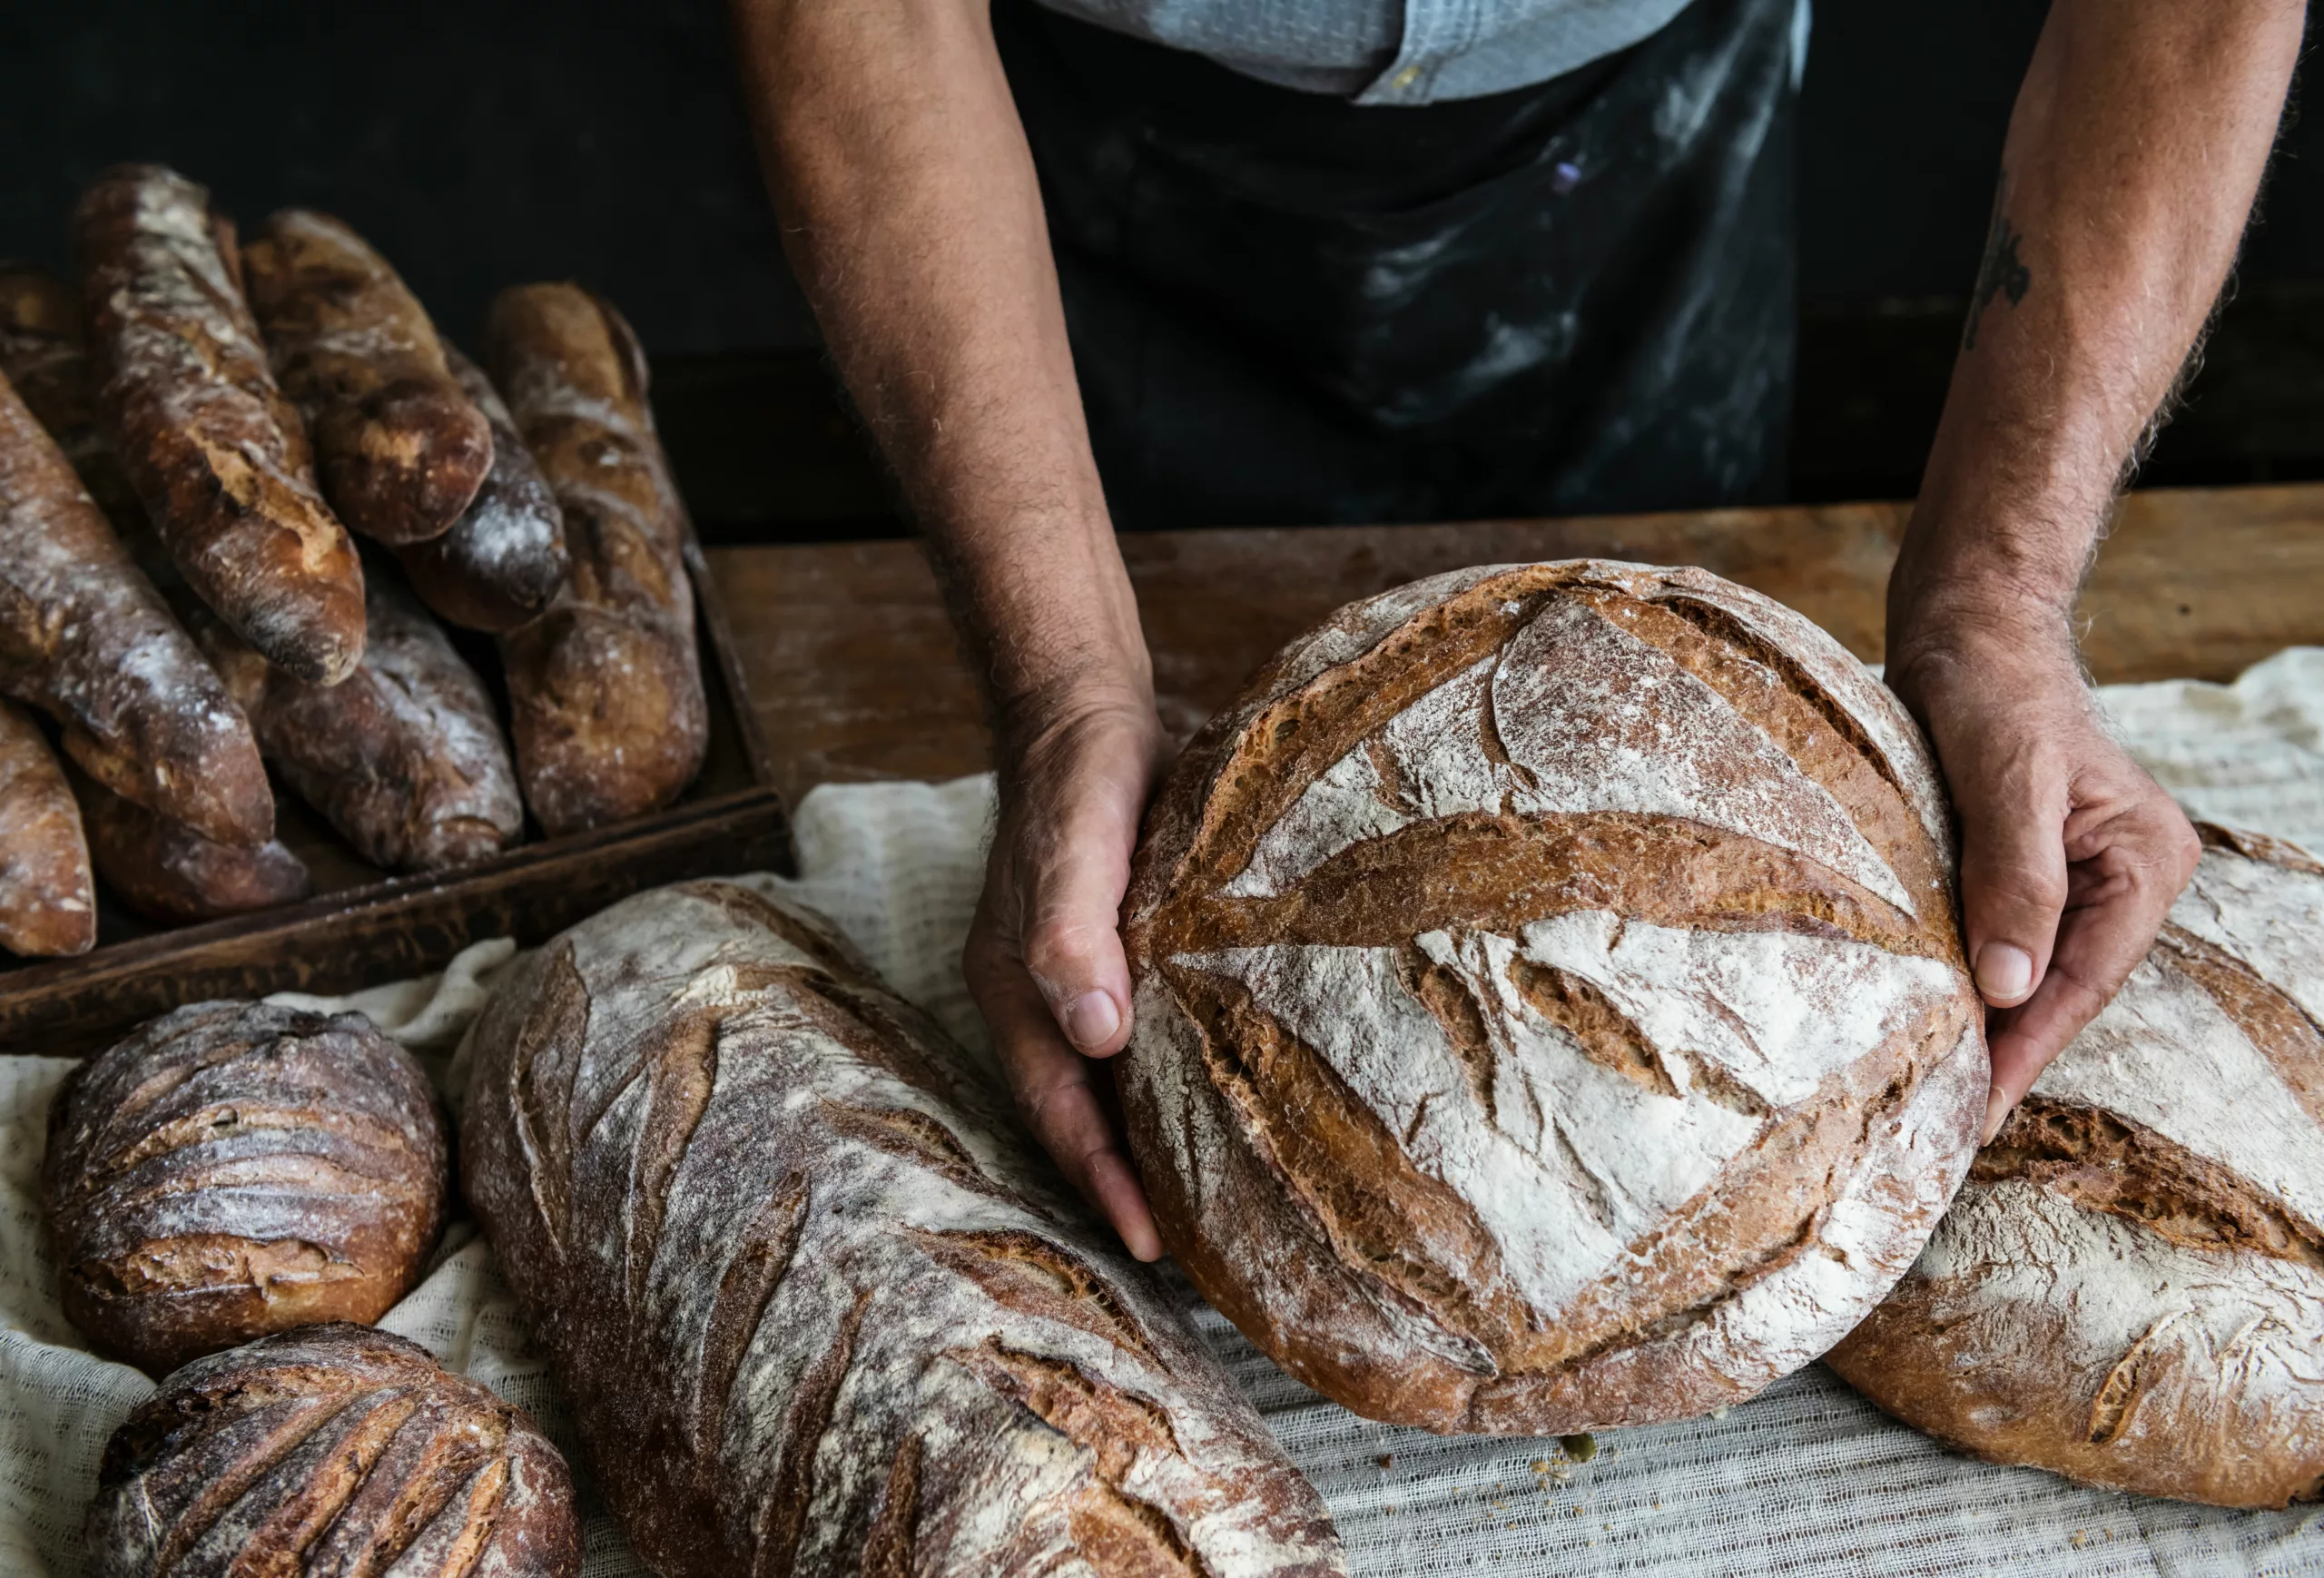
[462,880,1345,1578]
[1123,559,1984,1435]
[1225,592,1918,914]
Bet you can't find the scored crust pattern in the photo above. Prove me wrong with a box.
[1120,560,1986,1434]
[459,879,1345,1578]
[84,1324,578,1577]
[1829,826,2324,1507]
[43,1001,448,1376]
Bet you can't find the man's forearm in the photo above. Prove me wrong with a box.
[730,0,1147,722]
[1892,0,2302,646]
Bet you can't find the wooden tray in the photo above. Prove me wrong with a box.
[0,537,792,1058]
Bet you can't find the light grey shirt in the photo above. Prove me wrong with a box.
[1034,0,1735,104]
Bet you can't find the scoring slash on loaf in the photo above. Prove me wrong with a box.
[1829,824,2324,1508]
[486,282,706,834]
[84,1324,579,1578]
[73,163,367,686]
[241,210,495,546]
[462,879,1345,1578]
[395,347,570,632]
[1120,560,1988,1435]
[43,1001,448,1376]
[0,699,94,956]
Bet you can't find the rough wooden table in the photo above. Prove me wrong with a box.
[708,484,2324,806]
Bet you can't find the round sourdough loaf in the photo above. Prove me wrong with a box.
[1828,824,2324,1507]
[84,1324,579,1577]
[44,1001,448,1375]
[1119,560,1988,1434]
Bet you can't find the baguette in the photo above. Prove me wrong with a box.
[394,347,569,630]
[73,164,366,685]
[462,880,1346,1578]
[0,263,143,536]
[0,367,273,846]
[486,283,705,834]
[0,699,94,956]
[241,210,493,545]
[198,573,522,873]
[73,767,310,923]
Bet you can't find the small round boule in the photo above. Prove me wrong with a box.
[1119,560,1988,1434]
[44,1001,448,1375]
[84,1323,580,1578]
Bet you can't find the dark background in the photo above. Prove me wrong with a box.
[6,0,2321,532]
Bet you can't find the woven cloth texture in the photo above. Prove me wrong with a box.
[8,649,2324,1576]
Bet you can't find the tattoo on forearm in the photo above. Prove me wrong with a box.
[1964,182,2032,351]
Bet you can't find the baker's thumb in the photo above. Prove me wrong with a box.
[1016,834,1139,1061]
[1956,791,2068,1011]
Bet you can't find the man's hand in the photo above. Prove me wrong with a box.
[1886,0,2297,1136]
[965,686,1170,1259]
[1887,609,2200,1142]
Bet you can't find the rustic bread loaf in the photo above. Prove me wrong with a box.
[241,210,494,546]
[0,367,273,847]
[198,573,523,873]
[0,699,94,956]
[485,283,705,834]
[44,1001,448,1374]
[1120,560,1987,1435]
[73,767,310,922]
[462,878,1346,1578]
[84,1323,579,1578]
[73,164,367,686]
[1827,824,2324,1507]
[395,347,569,631]
[0,263,144,535]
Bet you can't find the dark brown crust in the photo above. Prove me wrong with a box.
[42,1001,448,1375]
[84,1324,579,1578]
[241,210,493,546]
[0,365,273,845]
[0,263,144,535]
[72,764,310,922]
[0,699,94,956]
[1118,561,1980,1434]
[395,348,569,631]
[197,572,522,873]
[485,283,705,834]
[72,164,367,685]
[459,880,1344,1578]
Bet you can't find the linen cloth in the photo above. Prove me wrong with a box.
[9,651,2324,1576]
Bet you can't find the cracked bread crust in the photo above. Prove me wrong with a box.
[43,1001,448,1376]
[73,164,367,687]
[460,879,1344,1578]
[1829,828,2324,1508]
[84,1324,578,1578]
[483,283,704,835]
[1119,560,1985,1435]
[241,210,494,547]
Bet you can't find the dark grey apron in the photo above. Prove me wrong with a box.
[993,0,1799,528]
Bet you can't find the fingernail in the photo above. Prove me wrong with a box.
[1981,1088,2012,1146]
[1061,991,1120,1050]
[1974,942,2034,1003]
